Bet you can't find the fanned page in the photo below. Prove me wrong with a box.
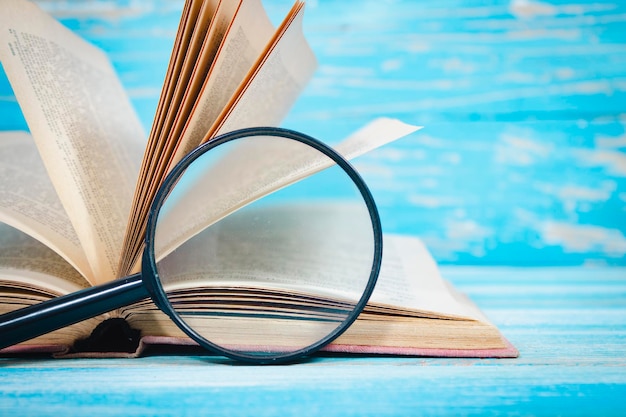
[156,118,421,258]
[0,0,146,284]
[121,0,219,275]
[120,0,279,275]
[0,132,93,282]
[171,0,277,163]
[207,1,315,138]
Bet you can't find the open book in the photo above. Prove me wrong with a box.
[0,0,517,358]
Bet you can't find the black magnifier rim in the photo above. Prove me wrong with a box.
[142,127,382,364]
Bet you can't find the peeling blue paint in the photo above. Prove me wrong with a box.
[1,0,624,265]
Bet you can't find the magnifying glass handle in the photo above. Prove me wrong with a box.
[0,273,148,351]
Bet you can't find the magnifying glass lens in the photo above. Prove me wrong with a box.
[151,133,378,360]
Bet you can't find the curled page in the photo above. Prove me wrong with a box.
[209,1,317,138]
[0,222,90,295]
[155,118,421,258]
[0,132,94,283]
[173,0,277,162]
[0,0,146,283]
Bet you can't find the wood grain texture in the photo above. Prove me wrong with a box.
[1,267,625,416]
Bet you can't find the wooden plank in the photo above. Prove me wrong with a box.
[0,267,625,415]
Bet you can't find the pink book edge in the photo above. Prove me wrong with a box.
[322,337,519,358]
[0,335,519,359]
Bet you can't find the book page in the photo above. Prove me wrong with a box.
[145,0,222,169]
[0,132,94,282]
[162,0,239,164]
[155,118,420,257]
[208,2,315,138]
[334,118,423,160]
[156,203,376,301]
[120,0,276,275]
[144,0,208,151]
[0,0,146,283]
[154,203,476,322]
[369,235,474,320]
[131,0,237,251]
[171,0,277,164]
[0,223,90,296]
[120,0,213,275]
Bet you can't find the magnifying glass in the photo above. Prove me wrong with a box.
[0,127,382,364]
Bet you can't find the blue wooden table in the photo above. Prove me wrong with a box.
[1,0,625,415]
[1,267,625,415]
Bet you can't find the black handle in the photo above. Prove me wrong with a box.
[0,273,149,350]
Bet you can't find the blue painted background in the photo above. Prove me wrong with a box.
[1,0,625,266]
